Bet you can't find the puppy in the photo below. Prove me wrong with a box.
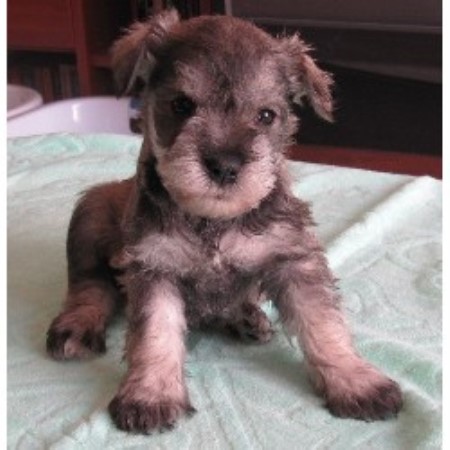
[46,10,402,433]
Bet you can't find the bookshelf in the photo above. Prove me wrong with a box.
[7,0,217,102]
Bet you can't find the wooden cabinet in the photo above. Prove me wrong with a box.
[7,0,216,99]
[8,0,134,96]
[8,0,75,51]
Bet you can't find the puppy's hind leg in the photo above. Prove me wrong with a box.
[47,280,121,360]
[226,301,274,344]
[46,183,128,360]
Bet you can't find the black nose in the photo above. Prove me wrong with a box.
[203,153,244,185]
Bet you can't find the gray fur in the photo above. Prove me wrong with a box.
[47,10,402,433]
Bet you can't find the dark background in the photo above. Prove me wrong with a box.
[296,65,442,155]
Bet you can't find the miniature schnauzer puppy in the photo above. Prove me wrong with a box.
[46,10,402,433]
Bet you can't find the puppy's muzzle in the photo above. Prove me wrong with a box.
[203,152,245,186]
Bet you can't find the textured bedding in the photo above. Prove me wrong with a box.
[8,134,442,449]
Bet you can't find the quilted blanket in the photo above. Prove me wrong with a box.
[7,134,442,449]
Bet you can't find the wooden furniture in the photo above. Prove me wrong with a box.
[7,0,216,98]
[8,0,133,96]
[288,145,442,179]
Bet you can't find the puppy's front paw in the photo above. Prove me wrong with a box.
[46,312,106,360]
[325,376,403,421]
[108,395,195,433]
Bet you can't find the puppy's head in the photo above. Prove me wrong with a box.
[112,10,333,219]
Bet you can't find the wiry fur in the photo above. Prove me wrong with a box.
[47,10,402,433]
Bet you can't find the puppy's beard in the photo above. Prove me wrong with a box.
[155,137,278,220]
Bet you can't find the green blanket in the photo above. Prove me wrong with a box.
[8,134,442,449]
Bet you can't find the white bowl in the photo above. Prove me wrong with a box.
[7,96,134,137]
[7,85,43,120]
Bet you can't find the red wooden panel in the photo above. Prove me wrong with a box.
[288,145,442,178]
[7,0,75,51]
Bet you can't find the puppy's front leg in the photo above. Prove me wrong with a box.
[109,277,194,433]
[270,252,402,420]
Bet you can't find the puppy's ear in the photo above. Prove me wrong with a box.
[111,9,180,96]
[278,34,334,122]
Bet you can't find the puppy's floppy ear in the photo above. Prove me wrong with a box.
[278,34,334,122]
[111,9,180,96]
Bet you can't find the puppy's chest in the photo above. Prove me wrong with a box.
[133,231,244,278]
[126,224,305,322]
[131,225,287,282]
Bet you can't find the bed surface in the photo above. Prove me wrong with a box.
[7,134,442,449]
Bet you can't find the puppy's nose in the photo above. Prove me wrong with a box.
[203,153,244,186]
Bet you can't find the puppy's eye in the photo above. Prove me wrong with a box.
[171,95,196,118]
[257,108,276,126]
